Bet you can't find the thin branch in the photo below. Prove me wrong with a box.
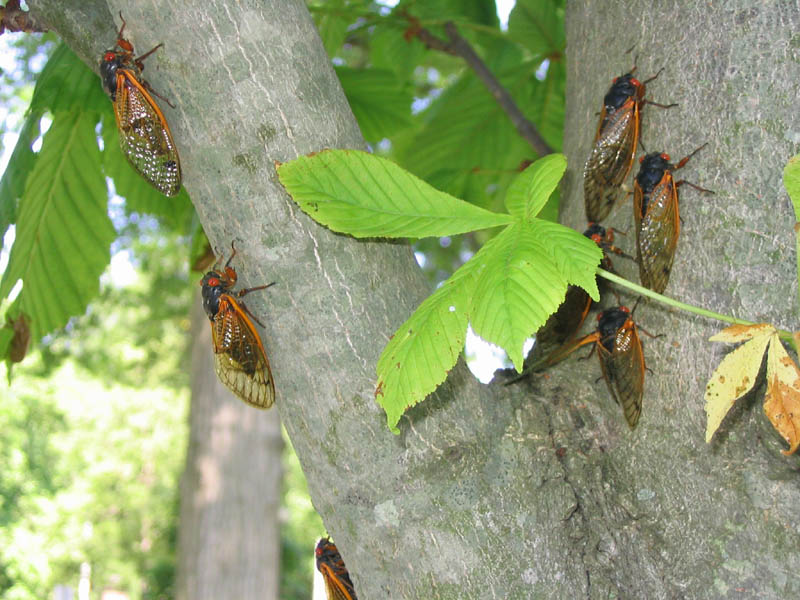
[409,17,553,157]
[1,0,48,34]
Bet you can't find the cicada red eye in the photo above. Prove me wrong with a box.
[583,67,676,222]
[634,144,711,293]
[99,13,181,196]
[315,537,358,600]
[200,243,276,409]
[595,306,645,428]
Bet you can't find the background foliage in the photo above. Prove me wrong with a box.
[0,0,564,596]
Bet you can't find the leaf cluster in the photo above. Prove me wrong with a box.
[279,151,600,431]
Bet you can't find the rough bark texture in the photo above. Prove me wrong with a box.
[176,292,282,600]
[33,1,800,598]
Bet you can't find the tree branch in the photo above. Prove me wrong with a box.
[410,18,553,157]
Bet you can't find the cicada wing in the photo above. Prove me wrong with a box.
[211,297,275,409]
[584,99,640,222]
[598,323,645,428]
[114,70,181,196]
[319,563,357,600]
[526,285,593,369]
[635,173,680,294]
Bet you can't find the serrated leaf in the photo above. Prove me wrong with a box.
[277,149,514,238]
[470,221,570,370]
[783,154,800,221]
[508,0,565,57]
[704,328,772,443]
[765,334,800,455]
[0,109,115,340]
[708,323,775,343]
[101,112,194,230]
[336,67,413,141]
[376,257,481,432]
[529,220,601,300]
[504,153,566,219]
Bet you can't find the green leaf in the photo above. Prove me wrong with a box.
[783,154,800,221]
[783,154,800,311]
[507,0,565,57]
[504,153,566,219]
[101,112,194,230]
[336,67,413,141]
[0,109,115,340]
[30,43,107,115]
[397,41,550,207]
[277,149,514,238]
[369,26,425,79]
[469,221,567,370]
[528,58,566,152]
[376,257,482,432]
[313,0,350,57]
[0,111,42,243]
[529,220,601,300]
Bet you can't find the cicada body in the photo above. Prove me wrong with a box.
[634,145,710,293]
[200,243,275,409]
[100,13,181,196]
[529,306,646,427]
[583,72,645,222]
[595,306,645,428]
[315,537,358,600]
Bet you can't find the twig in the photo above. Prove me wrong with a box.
[409,17,553,157]
[0,0,48,34]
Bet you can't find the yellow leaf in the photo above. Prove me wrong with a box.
[705,330,772,443]
[765,334,800,455]
[708,323,775,343]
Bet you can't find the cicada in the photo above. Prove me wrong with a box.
[100,12,181,196]
[200,243,275,409]
[634,144,712,293]
[542,306,646,428]
[315,537,358,600]
[583,68,676,222]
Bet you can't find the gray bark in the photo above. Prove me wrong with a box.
[32,1,800,598]
[176,291,282,600]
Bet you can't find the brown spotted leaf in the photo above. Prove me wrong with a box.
[765,334,800,455]
[705,325,773,443]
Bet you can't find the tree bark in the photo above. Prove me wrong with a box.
[176,291,283,600]
[34,1,800,598]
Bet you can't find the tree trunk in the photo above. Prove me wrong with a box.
[36,1,800,598]
[176,290,283,600]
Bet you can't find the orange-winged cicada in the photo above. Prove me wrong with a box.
[200,242,276,409]
[634,144,713,293]
[100,12,181,196]
[543,306,647,428]
[583,68,676,222]
[315,537,358,600]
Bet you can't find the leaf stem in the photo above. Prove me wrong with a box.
[596,268,795,343]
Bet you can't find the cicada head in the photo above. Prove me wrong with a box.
[603,72,641,111]
[597,306,631,352]
[200,270,229,321]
